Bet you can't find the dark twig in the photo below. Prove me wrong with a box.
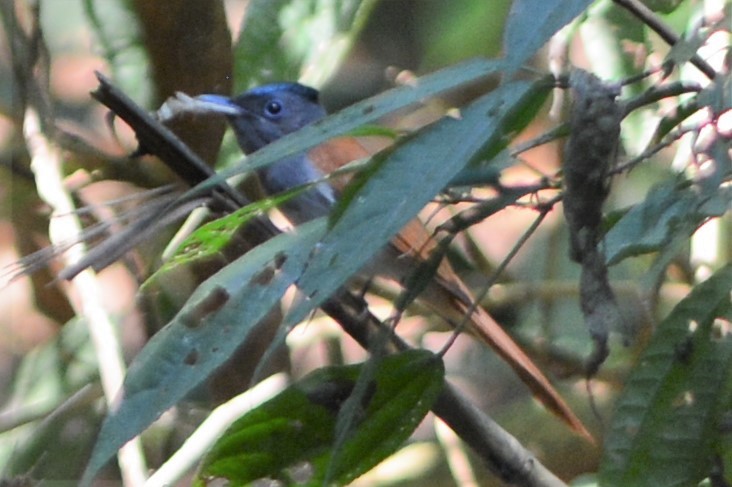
[436,184,549,235]
[612,0,717,80]
[611,125,701,175]
[439,198,559,356]
[91,72,246,209]
[622,81,703,116]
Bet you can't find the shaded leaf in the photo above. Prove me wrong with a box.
[504,0,594,71]
[188,58,507,199]
[599,265,732,486]
[664,28,712,68]
[80,219,328,486]
[284,79,544,328]
[195,350,444,486]
[604,181,707,266]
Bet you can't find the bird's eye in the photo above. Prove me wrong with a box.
[264,100,282,117]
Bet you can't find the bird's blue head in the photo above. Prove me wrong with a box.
[198,82,326,154]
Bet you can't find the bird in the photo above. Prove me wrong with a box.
[197,83,588,438]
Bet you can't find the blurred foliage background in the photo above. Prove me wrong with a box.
[0,0,731,485]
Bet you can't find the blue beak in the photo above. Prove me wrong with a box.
[195,94,242,116]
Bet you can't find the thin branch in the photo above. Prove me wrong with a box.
[441,197,560,353]
[611,124,700,174]
[612,0,717,80]
[436,184,551,235]
[622,81,703,116]
[510,124,569,157]
[24,107,148,487]
[145,374,289,487]
[0,384,103,434]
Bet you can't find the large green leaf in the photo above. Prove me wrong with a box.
[503,0,594,71]
[195,350,444,486]
[187,58,507,200]
[80,219,328,486]
[281,78,548,329]
[599,265,732,486]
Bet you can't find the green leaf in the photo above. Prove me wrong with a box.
[599,265,732,486]
[604,181,698,266]
[232,0,379,90]
[283,79,545,329]
[604,181,732,267]
[143,203,271,286]
[503,0,594,71]
[186,58,507,200]
[664,28,711,68]
[195,350,444,486]
[80,219,328,487]
[474,76,554,164]
[142,191,310,296]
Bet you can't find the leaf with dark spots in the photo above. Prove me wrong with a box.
[179,286,229,328]
[184,349,199,366]
[252,266,275,286]
[82,220,328,486]
[273,251,287,270]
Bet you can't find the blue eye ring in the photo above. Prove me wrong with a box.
[264,100,283,117]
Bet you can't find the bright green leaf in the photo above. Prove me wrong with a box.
[195,350,444,486]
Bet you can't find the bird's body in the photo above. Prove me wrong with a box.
[200,83,588,437]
